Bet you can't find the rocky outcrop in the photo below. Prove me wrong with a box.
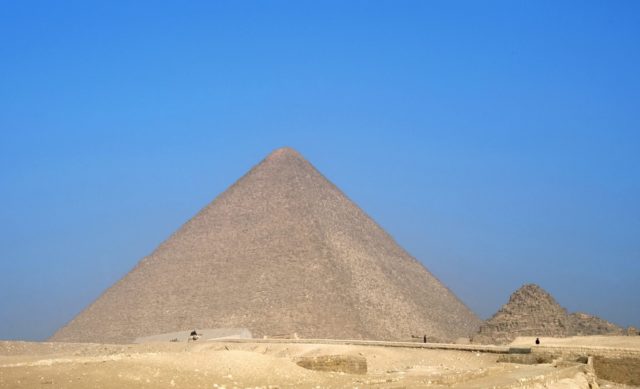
[474,284,623,344]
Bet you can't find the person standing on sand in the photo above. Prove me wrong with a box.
[535,338,540,345]
[423,335,427,343]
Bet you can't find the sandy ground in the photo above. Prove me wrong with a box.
[510,336,640,350]
[509,336,640,389]
[0,338,634,388]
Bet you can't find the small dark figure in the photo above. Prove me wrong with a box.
[423,335,427,343]
[189,330,200,341]
[535,337,540,345]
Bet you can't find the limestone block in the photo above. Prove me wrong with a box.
[295,354,367,374]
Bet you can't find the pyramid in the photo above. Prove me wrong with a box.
[51,147,481,343]
[474,284,623,344]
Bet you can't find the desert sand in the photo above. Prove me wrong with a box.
[4,336,638,388]
[510,336,640,350]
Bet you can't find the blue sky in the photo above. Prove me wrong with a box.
[1,1,639,340]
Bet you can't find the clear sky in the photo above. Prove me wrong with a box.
[1,1,639,341]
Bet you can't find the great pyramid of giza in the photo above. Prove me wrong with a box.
[473,284,623,344]
[51,147,481,343]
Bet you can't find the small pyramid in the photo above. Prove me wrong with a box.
[474,284,623,344]
[51,147,481,343]
[474,284,570,344]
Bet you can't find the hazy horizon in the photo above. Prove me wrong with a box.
[1,1,639,340]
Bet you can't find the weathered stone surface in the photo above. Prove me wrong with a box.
[593,356,640,386]
[134,328,252,343]
[474,284,623,344]
[296,354,367,374]
[51,147,480,343]
[497,353,554,364]
[568,313,624,336]
[627,326,639,336]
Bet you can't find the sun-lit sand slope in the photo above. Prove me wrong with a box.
[0,339,618,388]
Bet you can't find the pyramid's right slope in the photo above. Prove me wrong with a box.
[52,147,481,343]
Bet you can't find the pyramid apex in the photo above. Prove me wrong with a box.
[511,284,550,299]
[267,146,303,158]
[263,147,308,165]
[519,283,542,290]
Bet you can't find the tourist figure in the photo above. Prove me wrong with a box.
[190,330,199,341]
[535,337,540,345]
[423,335,427,343]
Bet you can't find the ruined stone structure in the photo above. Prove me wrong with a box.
[474,284,624,344]
[474,284,570,344]
[51,147,481,343]
[569,312,624,336]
